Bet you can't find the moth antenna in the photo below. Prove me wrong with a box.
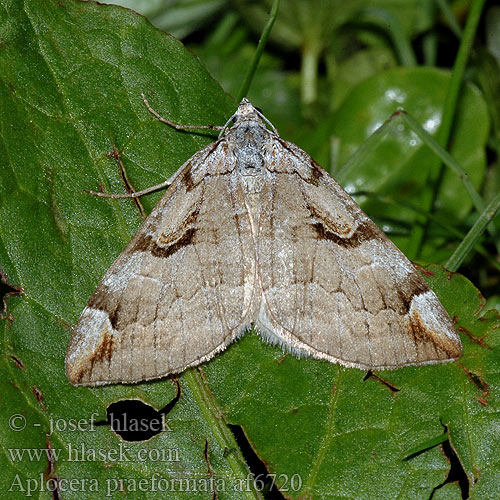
[141,93,224,132]
[253,107,279,136]
[218,113,238,139]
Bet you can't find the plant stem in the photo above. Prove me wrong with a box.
[446,190,500,272]
[184,369,263,499]
[301,43,320,105]
[237,0,280,101]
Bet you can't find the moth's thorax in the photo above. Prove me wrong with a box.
[225,115,274,222]
[225,99,277,177]
[227,120,270,169]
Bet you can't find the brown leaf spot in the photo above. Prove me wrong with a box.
[462,368,489,396]
[10,355,25,370]
[32,386,46,410]
[457,325,491,349]
[44,436,61,499]
[414,263,434,277]
[363,371,400,393]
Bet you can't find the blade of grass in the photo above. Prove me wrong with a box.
[237,0,279,101]
[336,109,482,207]
[401,109,499,256]
[476,63,500,167]
[406,0,486,259]
[301,42,321,105]
[436,0,463,38]
[421,0,437,65]
[338,110,484,217]
[329,135,342,175]
[435,0,485,146]
[335,114,394,185]
[446,190,500,271]
[336,109,499,271]
[398,111,486,215]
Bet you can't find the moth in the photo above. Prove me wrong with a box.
[66,97,462,386]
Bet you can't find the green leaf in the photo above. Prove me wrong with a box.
[432,481,462,500]
[1,1,499,499]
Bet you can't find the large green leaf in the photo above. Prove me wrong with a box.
[0,1,254,499]
[1,1,499,499]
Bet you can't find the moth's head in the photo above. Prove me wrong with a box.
[223,98,277,138]
[233,98,261,123]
